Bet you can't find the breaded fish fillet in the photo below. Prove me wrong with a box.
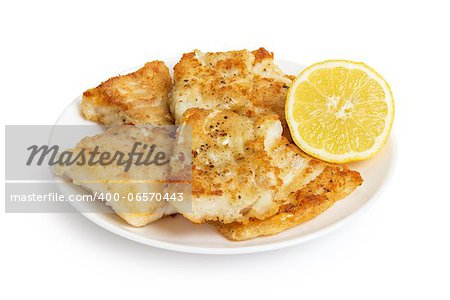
[171,48,363,239]
[169,108,328,224]
[55,126,176,227]
[216,165,362,240]
[82,61,173,125]
[170,48,294,136]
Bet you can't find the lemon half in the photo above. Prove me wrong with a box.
[286,60,394,163]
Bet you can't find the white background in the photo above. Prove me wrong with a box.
[1,0,449,299]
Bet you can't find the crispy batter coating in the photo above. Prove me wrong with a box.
[170,108,327,224]
[216,165,363,240]
[170,48,294,138]
[82,61,173,125]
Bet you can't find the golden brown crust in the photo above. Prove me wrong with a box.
[170,48,294,141]
[216,165,363,240]
[171,108,284,223]
[82,61,173,125]
[251,47,274,63]
[170,108,334,225]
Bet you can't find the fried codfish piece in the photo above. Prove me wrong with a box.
[169,108,327,224]
[216,165,363,240]
[82,61,173,125]
[54,125,177,227]
[170,48,294,137]
[80,61,176,224]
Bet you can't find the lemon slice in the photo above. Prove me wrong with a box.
[286,60,394,163]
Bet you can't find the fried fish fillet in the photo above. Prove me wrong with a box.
[216,165,362,240]
[170,48,363,239]
[170,48,294,137]
[169,108,329,224]
[77,61,176,226]
[82,61,173,125]
[55,125,176,227]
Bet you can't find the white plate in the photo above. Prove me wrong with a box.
[53,58,396,254]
